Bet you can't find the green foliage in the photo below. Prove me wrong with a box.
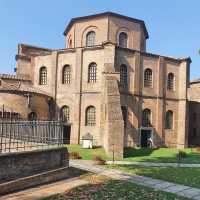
[177,150,187,161]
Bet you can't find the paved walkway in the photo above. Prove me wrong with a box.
[1,177,88,200]
[106,160,200,167]
[70,160,200,200]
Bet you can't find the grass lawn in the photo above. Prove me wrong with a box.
[66,145,200,163]
[42,174,189,200]
[107,165,200,189]
[123,147,200,163]
[66,144,109,160]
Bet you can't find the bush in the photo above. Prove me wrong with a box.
[69,152,82,159]
[93,155,106,165]
[196,147,200,153]
[177,150,187,161]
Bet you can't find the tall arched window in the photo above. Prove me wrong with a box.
[60,106,70,122]
[86,31,95,47]
[165,110,173,129]
[142,108,151,127]
[28,112,37,121]
[120,64,128,88]
[121,106,127,127]
[85,106,96,126]
[62,65,71,84]
[119,32,128,48]
[144,68,153,88]
[39,66,47,85]
[167,73,175,91]
[88,63,97,83]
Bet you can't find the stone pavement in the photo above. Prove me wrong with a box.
[1,177,88,200]
[70,160,200,200]
[106,160,200,167]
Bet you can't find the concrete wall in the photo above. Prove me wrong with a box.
[0,147,68,183]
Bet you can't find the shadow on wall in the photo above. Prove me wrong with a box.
[122,94,165,149]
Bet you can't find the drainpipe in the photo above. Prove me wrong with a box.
[77,48,83,144]
[54,51,59,120]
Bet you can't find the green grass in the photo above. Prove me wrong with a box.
[66,145,200,164]
[42,179,189,200]
[66,144,109,160]
[108,164,200,189]
[123,147,200,163]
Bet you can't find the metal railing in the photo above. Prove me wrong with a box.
[0,120,64,153]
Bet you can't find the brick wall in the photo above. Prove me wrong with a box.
[0,147,68,183]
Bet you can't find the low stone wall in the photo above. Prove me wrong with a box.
[0,167,85,196]
[0,147,68,183]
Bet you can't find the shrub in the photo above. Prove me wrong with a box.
[177,150,187,161]
[69,152,82,159]
[196,147,200,153]
[93,155,106,165]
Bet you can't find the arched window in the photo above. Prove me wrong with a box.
[62,65,71,84]
[120,64,128,88]
[39,66,47,85]
[144,68,153,87]
[28,112,37,121]
[121,106,127,127]
[165,110,173,129]
[167,73,174,91]
[86,31,95,47]
[60,106,70,122]
[119,32,128,48]
[88,63,97,83]
[85,106,96,126]
[68,39,72,48]
[142,108,151,127]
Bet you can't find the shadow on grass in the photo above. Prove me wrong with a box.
[123,147,200,163]
[123,147,155,158]
[42,179,188,200]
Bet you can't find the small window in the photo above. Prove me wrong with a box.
[85,106,96,126]
[121,106,127,127]
[144,68,152,88]
[165,110,173,129]
[142,109,151,127]
[39,66,47,85]
[167,73,175,91]
[120,64,128,88]
[62,65,71,84]
[60,106,70,122]
[86,31,95,47]
[88,63,97,83]
[119,32,128,48]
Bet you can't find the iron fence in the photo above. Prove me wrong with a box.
[0,120,64,153]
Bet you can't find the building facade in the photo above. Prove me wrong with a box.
[0,12,193,157]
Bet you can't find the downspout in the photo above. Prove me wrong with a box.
[54,51,59,120]
[78,48,83,143]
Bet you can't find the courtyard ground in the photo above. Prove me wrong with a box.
[43,176,189,200]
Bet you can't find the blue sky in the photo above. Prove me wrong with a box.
[0,0,199,80]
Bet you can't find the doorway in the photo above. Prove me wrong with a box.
[63,125,71,144]
[140,129,153,147]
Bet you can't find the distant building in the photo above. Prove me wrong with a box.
[0,12,197,157]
